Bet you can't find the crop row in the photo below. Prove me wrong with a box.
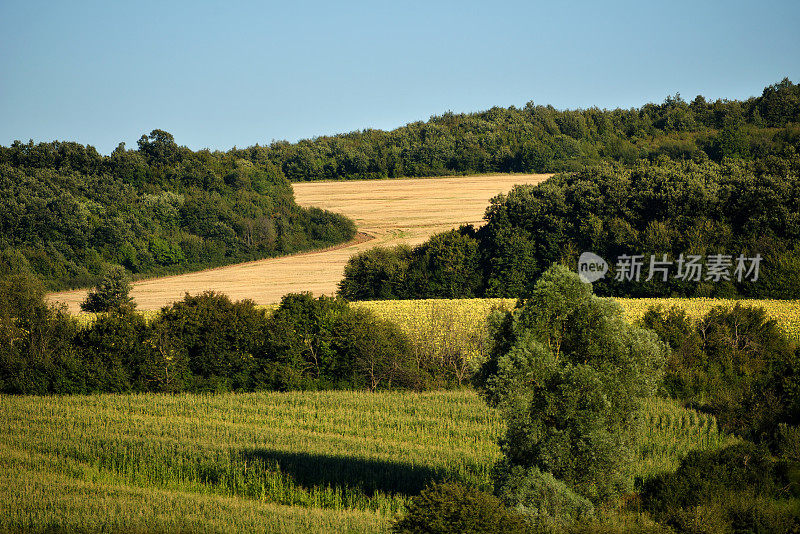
[1,390,737,533]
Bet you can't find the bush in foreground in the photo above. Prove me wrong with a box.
[0,273,82,394]
[392,482,528,534]
[152,291,267,392]
[493,462,594,531]
[73,306,148,392]
[641,442,800,533]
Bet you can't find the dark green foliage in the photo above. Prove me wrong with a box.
[73,307,147,392]
[258,293,424,391]
[776,424,800,462]
[492,462,594,529]
[226,79,800,183]
[341,157,800,300]
[565,518,672,534]
[349,309,426,391]
[392,482,528,534]
[699,305,798,440]
[1,280,426,394]
[637,304,800,532]
[642,306,705,399]
[0,131,356,290]
[152,292,268,392]
[641,443,800,534]
[643,304,800,442]
[259,293,355,390]
[80,265,135,312]
[479,159,800,299]
[318,81,796,301]
[338,246,413,300]
[757,78,800,127]
[643,443,792,512]
[407,228,483,298]
[138,320,191,393]
[339,227,482,300]
[0,273,82,394]
[477,266,666,516]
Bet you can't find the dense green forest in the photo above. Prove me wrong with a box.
[3,79,798,293]
[234,78,800,180]
[0,130,356,290]
[338,80,800,300]
[0,274,461,395]
[340,158,800,300]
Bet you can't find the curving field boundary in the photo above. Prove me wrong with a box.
[48,174,550,313]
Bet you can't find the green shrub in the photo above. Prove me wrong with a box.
[349,308,427,390]
[259,293,425,390]
[73,307,147,392]
[493,461,594,529]
[80,265,135,312]
[392,482,528,534]
[641,305,704,398]
[642,442,800,533]
[259,293,359,390]
[339,227,482,301]
[643,303,800,442]
[152,291,268,391]
[566,514,672,534]
[338,246,413,300]
[777,424,800,462]
[138,320,191,393]
[406,228,483,298]
[0,273,82,394]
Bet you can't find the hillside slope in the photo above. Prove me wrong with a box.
[48,174,548,312]
[0,130,355,291]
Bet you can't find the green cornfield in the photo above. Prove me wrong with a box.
[1,390,737,533]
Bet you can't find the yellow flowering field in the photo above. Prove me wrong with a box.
[614,297,800,340]
[75,297,800,343]
[355,297,800,351]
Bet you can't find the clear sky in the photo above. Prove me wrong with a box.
[2,0,799,155]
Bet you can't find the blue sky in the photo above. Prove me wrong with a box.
[2,0,798,155]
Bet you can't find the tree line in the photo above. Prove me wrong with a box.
[0,130,355,290]
[339,157,800,300]
[3,80,797,293]
[231,78,800,181]
[0,273,468,395]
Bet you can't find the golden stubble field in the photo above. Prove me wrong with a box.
[48,174,550,313]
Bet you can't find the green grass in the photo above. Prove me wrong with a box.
[1,390,737,533]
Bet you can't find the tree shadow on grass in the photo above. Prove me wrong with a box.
[237,448,450,497]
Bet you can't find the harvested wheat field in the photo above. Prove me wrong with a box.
[48,174,549,312]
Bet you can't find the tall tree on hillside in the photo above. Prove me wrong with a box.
[80,266,135,313]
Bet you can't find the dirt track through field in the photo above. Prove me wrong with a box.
[48,174,549,312]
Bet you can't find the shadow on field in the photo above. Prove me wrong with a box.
[238,448,448,496]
